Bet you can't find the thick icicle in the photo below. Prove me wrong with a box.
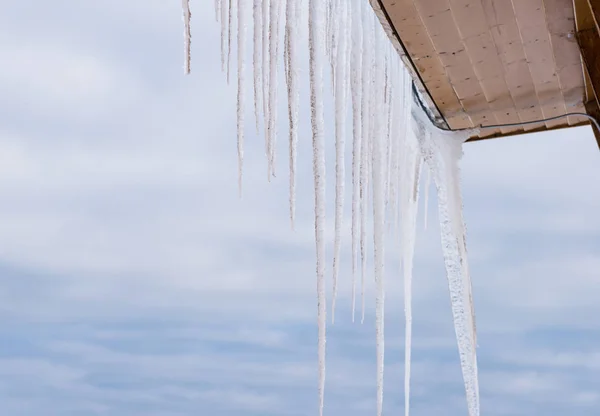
[236,0,247,195]
[414,105,480,416]
[252,0,262,133]
[182,0,192,75]
[331,0,347,324]
[285,0,301,228]
[350,0,363,322]
[308,0,327,413]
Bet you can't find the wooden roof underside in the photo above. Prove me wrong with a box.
[370,0,589,140]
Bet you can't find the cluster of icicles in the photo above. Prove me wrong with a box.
[181,0,479,415]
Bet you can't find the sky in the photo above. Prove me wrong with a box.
[1,1,599,415]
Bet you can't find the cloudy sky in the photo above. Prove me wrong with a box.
[1,1,599,415]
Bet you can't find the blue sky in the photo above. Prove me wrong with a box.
[1,1,600,415]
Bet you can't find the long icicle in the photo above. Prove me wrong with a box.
[236,0,246,195]
[372,28,386,416]
[267,0,282,178]
[221,0,228,71]
[262,0,271,177]
[331,0,347,324]
[359,2,371,324]
[414,109,480,416]
[182,0,192,75]
[227,0,233,83]
[350,0,363,322]
[252,0,262,133]
[400,136,422,416]
[285,0,301,228]
[308,0,327,413]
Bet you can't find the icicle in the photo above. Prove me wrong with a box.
[285,0,301,228]
[252,0,262,133]
[308,0,327,412]
[399,132,422,416]
[182,0,192,75]
[359,4,372,324]
[331,0,347,324]
[262,0,271,176]
[424,166,431,230]
[215,0,221,22]
[350,0,363,323]
[227,0,233,83]
[329,0,339,93]
[384,52,393,208]
[413,105,480,416]
[372,29,386,416]
[221,0,228,71]
[236,0,247,195]
[267,0,282,178]
[388,60,401,232]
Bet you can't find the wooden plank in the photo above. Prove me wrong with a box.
[382,0,470,128]
[545,0,587,126]
[480,0,545,131]
[513,0,567,129]
[375,0,586,140]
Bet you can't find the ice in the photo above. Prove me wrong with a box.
[221,0,228,71]
[267,0,281,178]
[189,0,484,413]
[215,0,221,22]
[349,0,363,323]
[262,0,271,177]
[413,104,480,416]
[398,122,422,416]
[182,0,191,75]
[252,0,262,133]
[372,29,387,416]
[227,0,233,83]
[308,0,327,413]
[236,0,247,195]
[284,0,300,228]
[359,4,372,324]
[423,166,431,230]
[331,0,347,324]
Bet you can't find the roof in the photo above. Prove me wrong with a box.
[370,0,590,141]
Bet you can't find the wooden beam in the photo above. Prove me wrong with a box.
[587,0,600,32]
[577,28,600,101]
[575,0,600,150]
[584,99,600,149]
